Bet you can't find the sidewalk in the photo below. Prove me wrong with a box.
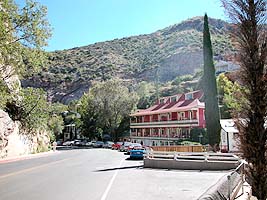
[0,150,60,164]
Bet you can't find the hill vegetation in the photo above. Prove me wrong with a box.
[23,16,235,103]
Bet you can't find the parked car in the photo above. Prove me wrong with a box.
[93,141,104,148]
[74,140,82,146]
[85,141,94,147]
[126,143,142,154]
[56,139,63,146]
[119,142,132,152]
[111,142,123,150]
[129,148,146,159]
[80,139,89,146]
[62,140,75,146]
[103,141,114,148]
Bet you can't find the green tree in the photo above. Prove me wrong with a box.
[217,73,247,118]
[202,14,221,151]
[190,128,208,145]
[0,0,51,79]
[48,115,64,141]
[48,102,67,140]
[18,87,49,133]
[81,79,139,141]
[222,0,267,199]
[78,93,99,139]
[0,0,51,133]
[136,81,156,109]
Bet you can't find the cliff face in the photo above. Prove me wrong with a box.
[22,17,235,103]
[0,110,50,159]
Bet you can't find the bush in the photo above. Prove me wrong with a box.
[190,128,208,145]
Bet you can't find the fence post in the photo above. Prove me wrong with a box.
[150,147,154,158]
[227,175,231,200]
[204,152,208,162]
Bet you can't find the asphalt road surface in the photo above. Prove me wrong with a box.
[0,149,228,200]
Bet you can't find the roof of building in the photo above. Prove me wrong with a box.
[220,119,238,133]
[131,90,204,116]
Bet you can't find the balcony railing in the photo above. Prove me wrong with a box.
[130,119,198,127]
[130,135,190,140]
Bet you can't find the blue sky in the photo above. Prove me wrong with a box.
[16,0,226,51]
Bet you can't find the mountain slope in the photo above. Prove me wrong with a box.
[22,16,235,103]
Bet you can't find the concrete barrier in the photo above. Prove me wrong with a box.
[144,151,240,170]
[144,158,239,170]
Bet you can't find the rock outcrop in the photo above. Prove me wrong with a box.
[0,110,50,159]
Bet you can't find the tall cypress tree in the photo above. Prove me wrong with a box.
[202,14,221,151]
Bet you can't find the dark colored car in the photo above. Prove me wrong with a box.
[93,141,104,148]
[56,139,63,146]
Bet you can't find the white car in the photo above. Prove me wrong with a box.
[85,141,96,147]
[62,140,75,146]
[103,141,114,148]
[119,142,132,152]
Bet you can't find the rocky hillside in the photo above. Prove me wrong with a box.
[22,16,235,103]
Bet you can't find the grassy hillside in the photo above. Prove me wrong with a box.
[22,16,235,103]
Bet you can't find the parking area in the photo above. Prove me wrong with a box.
[97,152,228,200]
[0,148,229,200]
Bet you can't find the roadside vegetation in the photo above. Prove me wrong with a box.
[0,0,65,148]
[77,79,138,141]
[222,0,267,199]
[22,16,236,103]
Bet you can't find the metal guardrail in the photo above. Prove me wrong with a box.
[227,161,247,200]
[144,149,239,162]
[145,149,246,200]
[196,160,247,200]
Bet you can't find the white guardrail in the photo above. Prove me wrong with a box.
[144,148,247,200]
[144,148,239,161]
[227,160,247,200]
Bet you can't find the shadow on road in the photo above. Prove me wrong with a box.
[94,165,143,172]
[56,146,92,151]
[125,157,144,161]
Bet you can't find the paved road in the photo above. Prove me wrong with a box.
[0,149,228,200]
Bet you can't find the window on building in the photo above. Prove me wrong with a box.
[185,93,193,100]
[180,112,185,119]
[171,96,177,102]
[159,99,165,104]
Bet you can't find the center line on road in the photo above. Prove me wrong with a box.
[101,159,124,200]
[0,158,71,180]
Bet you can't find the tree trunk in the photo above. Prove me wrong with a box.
[222,0,267,199]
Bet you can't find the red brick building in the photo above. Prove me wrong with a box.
[130,90,205,146]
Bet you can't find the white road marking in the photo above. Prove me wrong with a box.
[100,159,124,200]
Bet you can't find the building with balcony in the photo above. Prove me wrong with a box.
[130,90,205,146]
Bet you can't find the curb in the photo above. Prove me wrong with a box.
[0,150,60,164]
